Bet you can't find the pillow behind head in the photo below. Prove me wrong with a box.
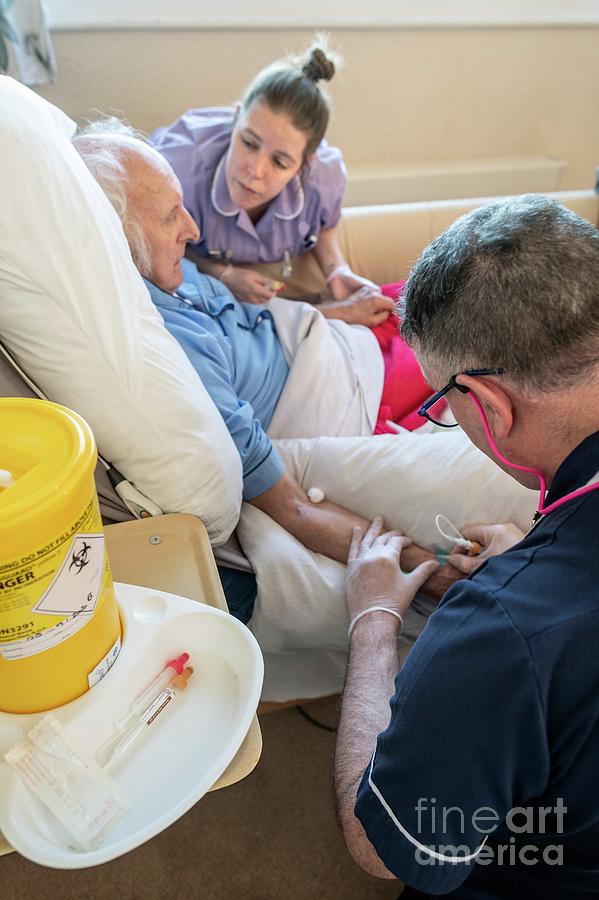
[0,78,242,544]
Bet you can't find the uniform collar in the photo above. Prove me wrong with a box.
[544,429,599,506]
[210,150,305,224]
[210,153,239,217]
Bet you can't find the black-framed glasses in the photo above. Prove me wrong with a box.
[418,368,505,428]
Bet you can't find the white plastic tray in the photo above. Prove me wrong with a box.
[0,582,264,868]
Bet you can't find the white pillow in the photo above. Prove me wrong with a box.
[239,430,537,654]
[0,78,242,544]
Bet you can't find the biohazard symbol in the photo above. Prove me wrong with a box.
[69,541,91,574]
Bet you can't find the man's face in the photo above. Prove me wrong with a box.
[129,161,199,293]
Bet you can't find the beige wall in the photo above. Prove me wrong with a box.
[38,27,599,193]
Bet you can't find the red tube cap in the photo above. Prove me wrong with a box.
[166,651,190,674]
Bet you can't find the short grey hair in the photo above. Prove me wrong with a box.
[399,194,599,393]
[72,117,152,278]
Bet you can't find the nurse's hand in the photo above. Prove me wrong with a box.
[346,517,439,623]
[320,286,395,327]
[447,522,526,575]
[327,264,378,301]
[221,266,279,304]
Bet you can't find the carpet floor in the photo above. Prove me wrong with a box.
[0,697,402,900]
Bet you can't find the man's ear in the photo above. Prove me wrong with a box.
[456,374,515,440]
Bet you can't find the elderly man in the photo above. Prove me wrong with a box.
[73,126,456,613]
[335,195,599,897]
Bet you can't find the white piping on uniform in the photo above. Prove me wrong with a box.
[273,177,304,221]
[366,755,488,863]
[211,158,305,221]
[583,469,599,488]
[211,155,239,217]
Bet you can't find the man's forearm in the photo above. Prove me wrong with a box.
[250,471,462,597]
[249,471,370,563]
[335,617,399,879]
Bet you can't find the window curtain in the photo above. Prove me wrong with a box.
[0,0,56,85]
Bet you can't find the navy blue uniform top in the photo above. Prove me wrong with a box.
[355,430,599,898]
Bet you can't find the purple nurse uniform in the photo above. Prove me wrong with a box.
[150,107,347,265]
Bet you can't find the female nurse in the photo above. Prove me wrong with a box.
[150,40,394,327]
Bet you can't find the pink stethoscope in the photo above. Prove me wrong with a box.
[468,392,599,521]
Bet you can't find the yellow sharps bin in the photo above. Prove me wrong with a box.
[0,398,121,714]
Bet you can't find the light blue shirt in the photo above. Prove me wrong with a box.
[145,259,288,500]
[150,107,347,264]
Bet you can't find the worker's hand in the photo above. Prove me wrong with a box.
[346,516,439,623]
[447,522,525,575]
[221,266,282,304]
[320,286,395,327]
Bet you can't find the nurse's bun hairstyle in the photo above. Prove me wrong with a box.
[241,35,341,159]
[301,45,336,83]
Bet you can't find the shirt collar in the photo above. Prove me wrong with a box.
[176,277,274,327]
[210,150,305,223]
[144,272,276,328]
[544,429,599,506]
[144,274,235,317]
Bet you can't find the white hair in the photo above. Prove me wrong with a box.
[72,117,153,278]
